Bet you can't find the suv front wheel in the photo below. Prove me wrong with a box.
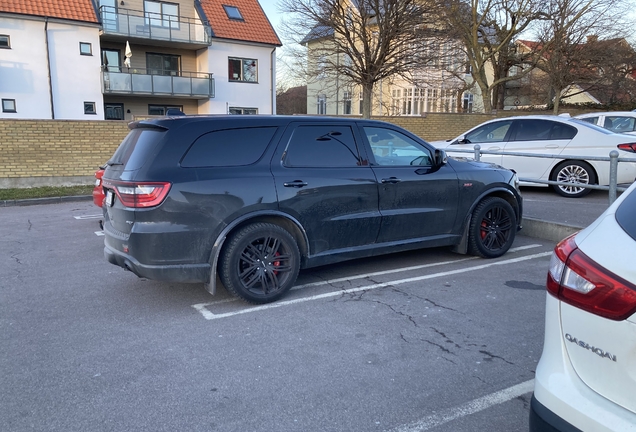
[468,197,516,258]
[219,223,300,304]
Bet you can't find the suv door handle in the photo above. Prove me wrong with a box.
[283,180,308,188]
[381,177,402,184]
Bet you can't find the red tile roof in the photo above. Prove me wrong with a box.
[199,0,281,46]
[0,0,98,23]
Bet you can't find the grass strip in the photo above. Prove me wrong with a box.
[0,185,94,201]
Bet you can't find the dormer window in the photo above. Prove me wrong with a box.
[223,5,244,21]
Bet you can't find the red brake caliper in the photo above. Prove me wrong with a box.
[272,252,280,275]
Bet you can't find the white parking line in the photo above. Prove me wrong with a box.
[192,250,551,320]
[74,214,102,220]
[385,379,535,432]
[293,244,542,291]
[95,231,104,236]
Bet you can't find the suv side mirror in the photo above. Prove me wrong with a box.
[434,149,447,166]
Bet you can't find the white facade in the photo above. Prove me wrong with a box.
[1,11,278,120]
[198,40,276,115]
[0,16,102,120]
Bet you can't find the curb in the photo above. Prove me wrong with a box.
[520,217,583,243]
[1,195,92,207]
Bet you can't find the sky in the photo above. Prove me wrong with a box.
[258,0,283,35]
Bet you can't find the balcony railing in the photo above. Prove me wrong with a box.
[102,67,214,98]
[99,6,211,45]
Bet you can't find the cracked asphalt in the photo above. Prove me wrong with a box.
[1,200,559,431]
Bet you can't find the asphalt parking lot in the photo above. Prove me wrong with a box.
[0,191,607,431]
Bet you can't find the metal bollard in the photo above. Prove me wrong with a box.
[474,144,481,162]
[609,150,619,205]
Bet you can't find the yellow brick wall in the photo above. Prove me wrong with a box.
[0,110,586,187]
[0,120,129,186]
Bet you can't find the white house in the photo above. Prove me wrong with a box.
[0,0,282,120]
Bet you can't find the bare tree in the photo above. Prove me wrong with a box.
[531,0,635,113]
[435,0,548,113]
[277,85,308,114]
[278,0,443,118]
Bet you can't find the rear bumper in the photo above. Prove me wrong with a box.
[532,294,636,432]
[104,244,210,283]
[529,394,581,432]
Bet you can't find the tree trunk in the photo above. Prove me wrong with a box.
[362,83,374,119]
[475,79,493,113]
[552,87,562,114]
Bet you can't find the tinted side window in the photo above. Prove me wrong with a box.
[512,120,576,141]
[110,128,166,170]
[364,126,432,166]
[463,120,512,144]
[606,116,636,133]
[283,125,360,167]
[181,127,277,167]
[578,116,598,125]
[616,187,636,241]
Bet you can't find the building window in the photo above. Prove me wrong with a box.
[359,92,364,115]
[228,57,257,82]
[144,0,179,29]
[84,102,97,115]
[148,104,183,115]
[2,99,16,113]
[317,55,327,79]
[229,107,258,115]
[105,103,124,120]
[223,5,244,20]
[0,35,10,49]
[79,42,92,55]
[147,53,180,76]
[317,95,326,115]
[102,49,121,72]
[463,93,474,113]
[343,91,352,115]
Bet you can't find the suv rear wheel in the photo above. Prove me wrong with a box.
[468,197,516,258]
[219,223,300,304]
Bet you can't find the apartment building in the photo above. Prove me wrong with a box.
[0,0,281,120]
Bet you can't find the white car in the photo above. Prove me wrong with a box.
[431,115,636,198]
[530,181,636,431]
[575,111,636,135]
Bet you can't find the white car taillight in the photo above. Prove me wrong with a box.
[547,234,636,321]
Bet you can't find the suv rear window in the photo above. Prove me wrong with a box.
[109,128,166,171]
[616,188,636,241]
[181,127,277,167]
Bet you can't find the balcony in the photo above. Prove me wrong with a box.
[102,67,214,99]
[99,6,211,47]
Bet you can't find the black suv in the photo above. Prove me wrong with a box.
[102,115,522,303]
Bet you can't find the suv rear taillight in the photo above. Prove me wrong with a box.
[617,143,636,152]
[104,180,171,208]
[547,234,636,321]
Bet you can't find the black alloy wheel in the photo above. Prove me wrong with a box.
[219,223,300,304]
[468,197,516,258]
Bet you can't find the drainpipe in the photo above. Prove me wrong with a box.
[44,17,55,119]
[270,47,276,115]
[335,51,339,115]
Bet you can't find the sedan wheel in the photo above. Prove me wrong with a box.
[468,197,516,258]
[551,161,595,198]
[219,223,300,304]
